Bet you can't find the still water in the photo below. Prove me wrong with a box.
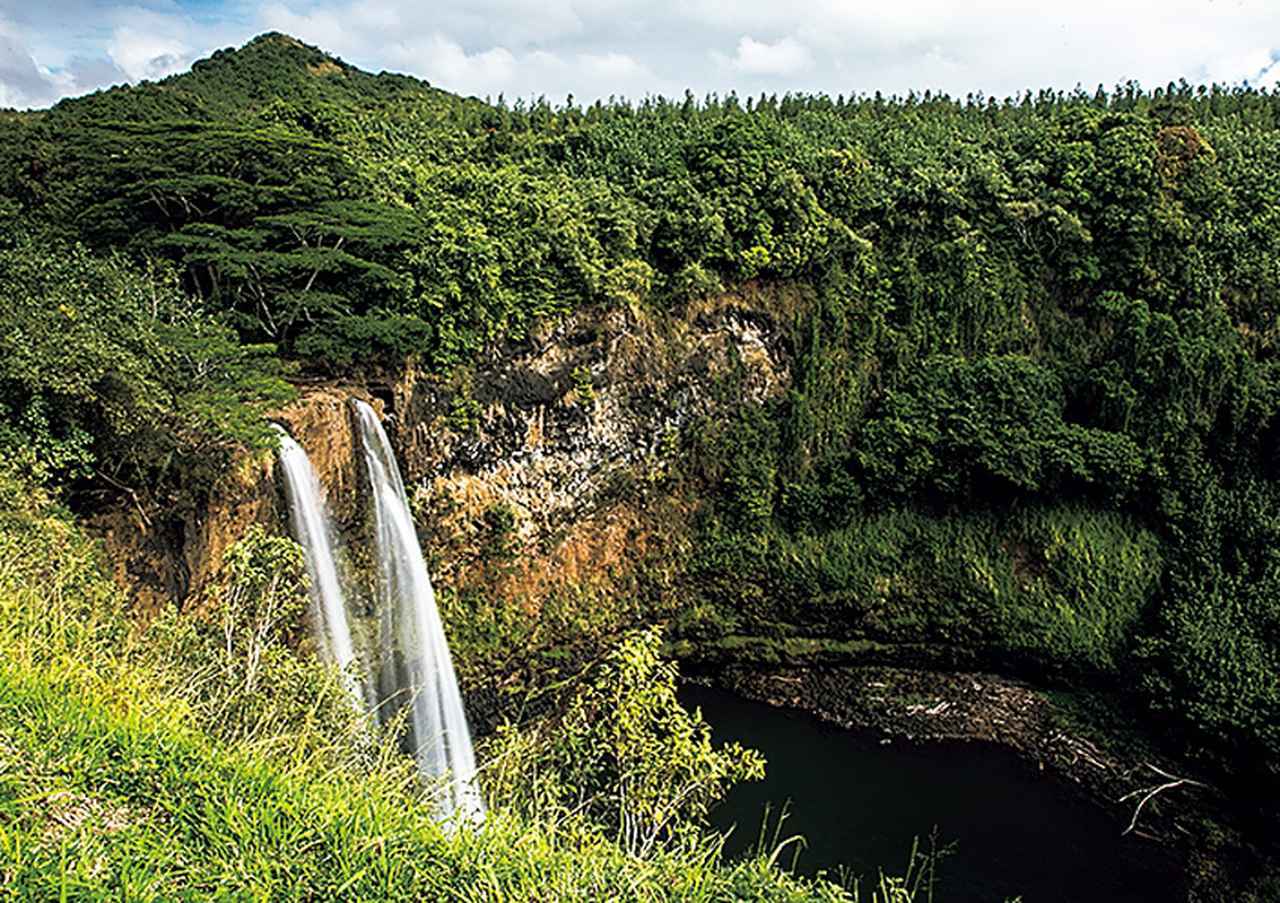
[684,684,1183,902]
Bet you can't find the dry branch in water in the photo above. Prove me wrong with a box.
[1119,763,1209,835]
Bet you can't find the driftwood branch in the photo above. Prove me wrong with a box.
[1118,763,1209,835]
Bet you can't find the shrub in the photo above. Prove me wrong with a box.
[485,627,764,857]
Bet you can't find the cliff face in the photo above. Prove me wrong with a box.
[90,454,275,617]
[90,285,801,662]
[87,285,798,671]
[91,387,378,616]
[389,286,800,639]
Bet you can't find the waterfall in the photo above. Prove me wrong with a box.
[273,425,362,704]
[353,400,484,822]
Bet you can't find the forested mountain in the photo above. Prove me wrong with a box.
[3,32,1280,899]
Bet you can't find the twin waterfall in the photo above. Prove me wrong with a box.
[274,402,483,823]
[273,428,362,704]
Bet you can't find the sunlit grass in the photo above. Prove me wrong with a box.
[0,474,898,901]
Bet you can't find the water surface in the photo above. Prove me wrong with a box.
[685,683,1182,902]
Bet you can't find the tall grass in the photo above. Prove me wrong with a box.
[0,473,914,901]
[757,505,1162,673]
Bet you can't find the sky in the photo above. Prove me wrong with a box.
[1,0,1279,109]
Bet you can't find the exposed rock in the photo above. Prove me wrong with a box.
[90,451,277,616]
[273,386,377,529]
[90,385,378,614]
[390,285,801,619]
[90,284,802,630]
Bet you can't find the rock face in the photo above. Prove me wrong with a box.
[91,386,378,615]
[388,286,801,621]
[274,388,370,527]
[90,453,277,617]
[91,284,802,659]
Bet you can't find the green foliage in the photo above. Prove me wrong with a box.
[694,505,1162,674]
[293,312,435,369]
[6,30,1280,820]
[445,387,483,434]
[485,627,764,857]
[856,355,1146,501]
[0,659,853,901]
[569,364,596,406]
[697,402,781,533]
[143,526,363,754]
[0,240,292,497]
[69,122,415,343]
[1138,472,1280,774]
[390,164,615,366]
[670,262,726,303]
[603,258,656,307]
[0,470,127,673]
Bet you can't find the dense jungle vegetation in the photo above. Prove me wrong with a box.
[4,30,1280,897]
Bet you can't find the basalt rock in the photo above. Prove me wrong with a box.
[389,286,801,607]
[91,284,803,629]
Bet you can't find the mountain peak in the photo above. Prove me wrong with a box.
[187,32,356,83]
[49,32,436,121]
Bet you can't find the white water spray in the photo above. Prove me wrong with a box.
[353,401,484,822]
[273,425,362,703]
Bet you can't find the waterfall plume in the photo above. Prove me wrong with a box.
[273,424,362,704]
[353,400,484,822]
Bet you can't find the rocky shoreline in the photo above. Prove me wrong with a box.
[697,664,1265,899]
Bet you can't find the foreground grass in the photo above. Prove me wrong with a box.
[0,475,875,901]
[0,661,855,901]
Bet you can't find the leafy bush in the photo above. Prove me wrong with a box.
[485,627,764,856]
[855,355,1146,500]
[143,526,364,756]
[695,506,1162,674]
[1138,473,1280,775]
[292,311,435,369]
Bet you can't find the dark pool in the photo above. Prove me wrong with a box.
[683,684,1183,902]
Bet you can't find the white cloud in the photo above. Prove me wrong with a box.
[258,2,350,54]
[107,25,190,81]
[1202,47,1279,85]
[0,20,58,107]
[715,36,813,76]
[391,33,519,95]
[259,1,678,100]
[0,4,245,108]
[2,0,1280,109]
[581,51,646,81]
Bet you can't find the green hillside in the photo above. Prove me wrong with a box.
[2,32,1280,898]
[52,32,451,120]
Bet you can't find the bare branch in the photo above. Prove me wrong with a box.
[1119,763,1209,835]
